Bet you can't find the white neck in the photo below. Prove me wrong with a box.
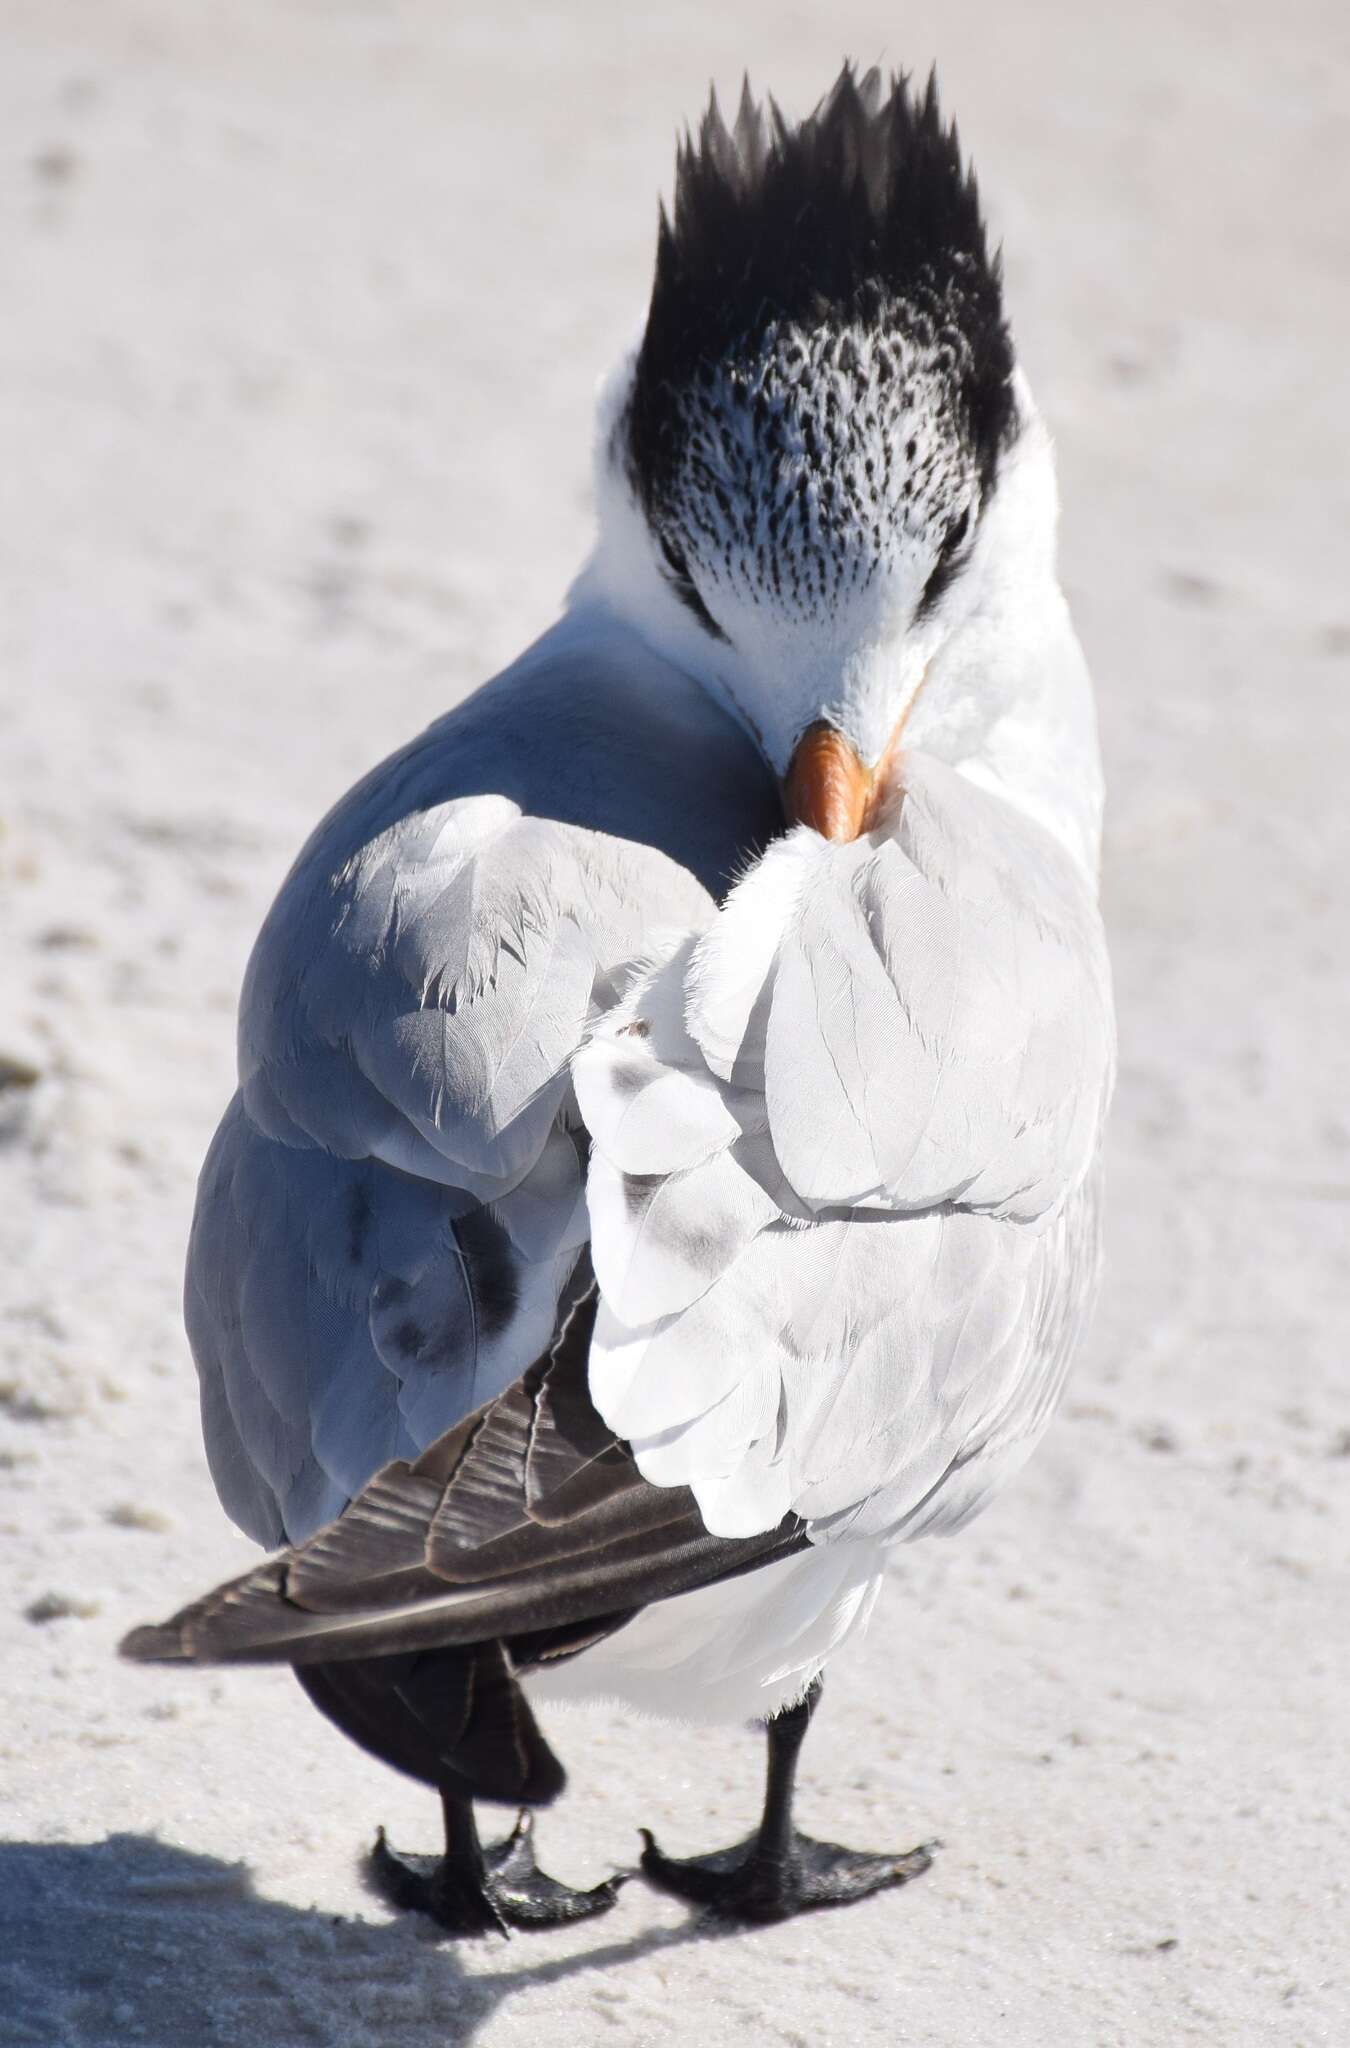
[901,392,1104,877]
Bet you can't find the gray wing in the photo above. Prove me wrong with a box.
[190,604,781,1547]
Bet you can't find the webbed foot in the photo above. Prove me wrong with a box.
[638,1824,935,1924]
[371,1810,626,1935]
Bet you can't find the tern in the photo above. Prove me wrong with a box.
[124,65,1114,1933]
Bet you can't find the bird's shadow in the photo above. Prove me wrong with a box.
[0,1833,730,2046]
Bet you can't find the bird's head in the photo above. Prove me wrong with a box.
[586,65,1066,845]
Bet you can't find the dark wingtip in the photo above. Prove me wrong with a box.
[119,1619,189,1663]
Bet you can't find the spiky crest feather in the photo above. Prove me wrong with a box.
[627,64,1015,520]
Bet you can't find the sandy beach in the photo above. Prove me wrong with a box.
[2,4,1347,2041]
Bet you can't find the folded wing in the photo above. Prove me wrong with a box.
[125,1291,806,1670]
[188,606,781,1549]
[577,753,1114,1544]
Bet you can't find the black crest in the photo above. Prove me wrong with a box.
[627,64,1016,511]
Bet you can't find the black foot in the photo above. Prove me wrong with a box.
[639,1825,936,1925]
[370,1811,626,1935]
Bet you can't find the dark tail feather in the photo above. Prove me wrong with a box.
[295,1640,566,1808]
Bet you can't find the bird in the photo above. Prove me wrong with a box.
[122,63,1115,1935]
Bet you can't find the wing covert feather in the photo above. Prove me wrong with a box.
[188,605,778,1550]
[582,754,1114,1547]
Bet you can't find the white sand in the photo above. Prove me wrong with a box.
[2,4,1346,2043]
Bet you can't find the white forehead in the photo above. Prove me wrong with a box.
[657,311,980,627]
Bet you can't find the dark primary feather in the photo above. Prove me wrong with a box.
[122,1289,807,1674]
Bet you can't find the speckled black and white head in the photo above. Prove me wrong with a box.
[586,65,1070,828]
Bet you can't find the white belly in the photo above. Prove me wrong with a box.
[522,1541,885,1726]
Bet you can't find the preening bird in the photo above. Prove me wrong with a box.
[123,65,1114,1932]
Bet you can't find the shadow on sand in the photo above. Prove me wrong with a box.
[0,1832,728,2046]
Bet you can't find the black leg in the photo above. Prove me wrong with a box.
[370,1791,626,1936]
[639,1678,935,1924]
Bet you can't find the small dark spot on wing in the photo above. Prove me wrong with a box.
[393,1318,425,1358]
[347,1181,374,1266]
[621,1173,663,1218]
[455,1209,520,1339]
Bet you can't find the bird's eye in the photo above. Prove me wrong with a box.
[657,532,730,644]
[915,506,975,621]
